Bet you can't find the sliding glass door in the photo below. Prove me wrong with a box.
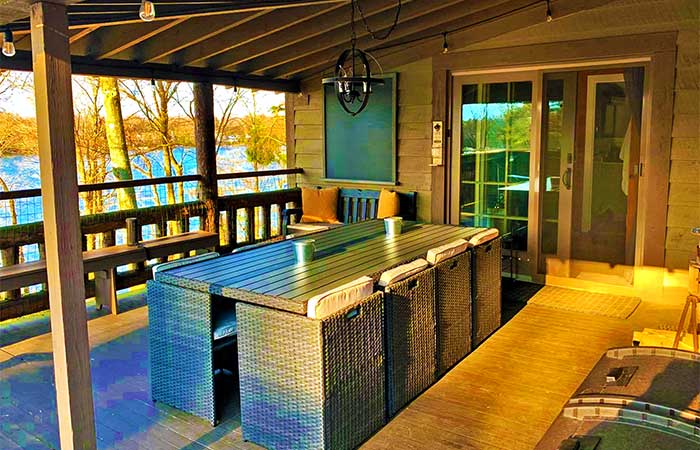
[451,67,644,284]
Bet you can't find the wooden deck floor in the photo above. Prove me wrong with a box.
[0,286,684,449]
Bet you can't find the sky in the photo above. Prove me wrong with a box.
[0,71,285,118]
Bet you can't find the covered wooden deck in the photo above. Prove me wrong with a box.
[0,285,686,449]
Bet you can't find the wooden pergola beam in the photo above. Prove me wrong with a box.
[30,1,97,449]
[0,50,300,92]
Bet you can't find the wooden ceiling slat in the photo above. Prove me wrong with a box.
[236,0,458,76]
[210,0,399,72]
[278,0,510,79]
[171,3,344,68]
[69,25,101,44]
[117,10,269,63]
[299,0,614,87]
[96,18,188,59]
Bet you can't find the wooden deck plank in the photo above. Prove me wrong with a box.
[2,287,662,450]
[362,304,632,450]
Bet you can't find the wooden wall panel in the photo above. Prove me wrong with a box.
[293,59,434,221]
[667,27,700,269]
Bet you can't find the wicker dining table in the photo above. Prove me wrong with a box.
[156,220,487,314]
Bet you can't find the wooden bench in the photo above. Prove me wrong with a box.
[0,230,218,315]
[282,188,417,236]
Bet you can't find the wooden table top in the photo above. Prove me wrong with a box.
[157,221,485,314]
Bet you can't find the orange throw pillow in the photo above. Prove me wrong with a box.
[377,189,401,219]
[301,187,341,223]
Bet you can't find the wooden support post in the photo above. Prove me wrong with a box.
[30,2,97,449]
[194,82,219,236]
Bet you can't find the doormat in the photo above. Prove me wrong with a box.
[527,286,641,319]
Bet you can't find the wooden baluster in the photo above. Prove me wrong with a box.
[245,207,255,244]
[228,207,238,249]
[342,197,350,223]
[262,205,271,241]
[369,198,377,219]
[359,198,367,221]
[351,198,359,223]
[152,224,165,265]
[1,246,21,299]
[274,204,283,236]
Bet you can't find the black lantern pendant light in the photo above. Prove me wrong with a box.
[323,0,400,116]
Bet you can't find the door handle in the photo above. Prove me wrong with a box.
[562,167,572,190]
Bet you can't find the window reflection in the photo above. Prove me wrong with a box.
[460,81,532,250]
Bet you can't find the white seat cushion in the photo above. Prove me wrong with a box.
[426,239,469,265]
[468,228,499,247]
[287,222,343,237]
[379,259,429,287]
[306,276,374,319]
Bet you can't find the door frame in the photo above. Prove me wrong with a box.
[433,32,676,284]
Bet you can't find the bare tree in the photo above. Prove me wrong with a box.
[100,76,137,210]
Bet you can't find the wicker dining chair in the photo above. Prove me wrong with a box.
[471,237,502,348]
[236,292,386,450]
[148,252,238,426]
[434,251,472,376]
[383,267,437,417]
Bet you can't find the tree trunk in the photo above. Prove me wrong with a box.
[100,77,137,210]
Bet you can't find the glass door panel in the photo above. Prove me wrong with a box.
[573,74,631,265]
[457,81,533,251]
[540,68,644,285]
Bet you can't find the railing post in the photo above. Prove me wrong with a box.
[194,82,219,239]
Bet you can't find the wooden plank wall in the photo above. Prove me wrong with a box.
[455,0,699,270]
[666,27,700,269]
[293,59,434,221]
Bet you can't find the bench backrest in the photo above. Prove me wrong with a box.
[337,188,417,223]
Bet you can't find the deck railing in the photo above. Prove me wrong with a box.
[0,168,303,319]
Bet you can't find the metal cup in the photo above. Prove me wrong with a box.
[384,217,403,237]
[294,239,316,264]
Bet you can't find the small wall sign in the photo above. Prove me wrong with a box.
[431,120,443,166]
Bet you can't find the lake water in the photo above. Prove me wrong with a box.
[0,146,287,272]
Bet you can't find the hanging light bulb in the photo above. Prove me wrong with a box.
[546,0,553,22]
[2,29,15,58]
[442,32,449,54]
[139,0,156,22]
